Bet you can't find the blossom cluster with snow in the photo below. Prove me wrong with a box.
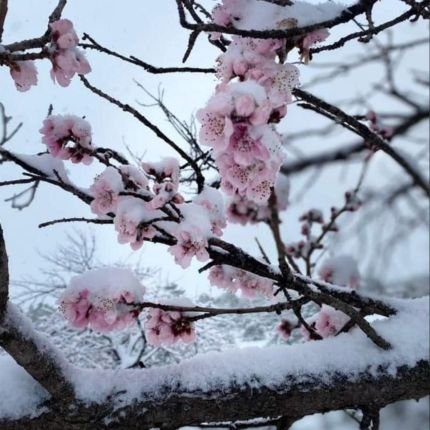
[91,157,225,265]
[145,299,196,346]
[8,19,90,92]
[44,2,362,348]
[226,173,289,225]
[59,267,144,332]
[60,268,197,344]
[40,114,94,164]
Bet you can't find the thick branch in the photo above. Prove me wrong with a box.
[0,224,75,402]
[0,346,430,430]
[0,304,75,401]
[0,0,7,42]
[0,223,9,320]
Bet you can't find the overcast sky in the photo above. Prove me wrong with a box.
[0,0,428,300]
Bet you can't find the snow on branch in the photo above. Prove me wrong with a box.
[0,223,75,402]
[0,297,428,428]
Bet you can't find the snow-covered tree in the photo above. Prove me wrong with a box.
[0,0,428,429]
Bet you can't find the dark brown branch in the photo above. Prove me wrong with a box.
[0,224,75,401]
[0,0,8,42]
[0,223,9,320]
[293,88,430,197]
[310,7,421,55]
[39,217,114,229]
[137,297,309,321]
[80,76,205,193]
[175,0,379,39]
[80,33,215,74]
[0,359,428,429]
[1,0,67,53]
[0,304,75,401]
[281,108,429,176]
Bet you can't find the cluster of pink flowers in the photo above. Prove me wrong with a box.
[114,197,160,250]
[90,165,150,216]
[226,174,289,225]
[59,267,144,332]
[49,19,91,87]
[39,114,94,164]
[209,265,273,298]
[145,299,196,345]
[7,19,90,92]
[168,193,223,268]
[142,157,184,209]
[211,1,329,64]
[301,305,350,340]
[89,155,225,267]
[318,255,360,289]
[198,77,287,204]
[197,4,305,205]
[9,61,38,92]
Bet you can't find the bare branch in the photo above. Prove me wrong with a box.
[0,0,8,42]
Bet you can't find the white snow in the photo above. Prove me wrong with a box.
[0,354,49,419]
[71,297,429,406]
[12,152,70,181]
[223,0,347,31]
[0,296,428,419]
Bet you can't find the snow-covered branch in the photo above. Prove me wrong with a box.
[0,297,428,429]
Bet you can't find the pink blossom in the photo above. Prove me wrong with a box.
[227,123,270,166]
[59,267,144,332]
[9,61,38,92]
[314,305,349,338]
[301,29,330,50]
[143,157,184,208]
[50,19,79,49]
[226,174,289,225]
[114,197,159,250]
[50,48,91,87]
[193,187,226,236]
[298,29,329,63]
[234,95,256,117]
[49,19,91,87]
[39,114,94,164]
[90,167,124,215]
[210,4,232,40]
[150,181,180,210]
[145,307,196,346]
[169,229,209,269]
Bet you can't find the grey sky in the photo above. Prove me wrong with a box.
[0,0,428,299]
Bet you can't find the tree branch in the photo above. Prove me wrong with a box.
[0,0,8,42]
[175,0,379,40]
[293,88,430,197]
[0,348,430,430]
[0,224,75,401]
[0,223,9,320]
